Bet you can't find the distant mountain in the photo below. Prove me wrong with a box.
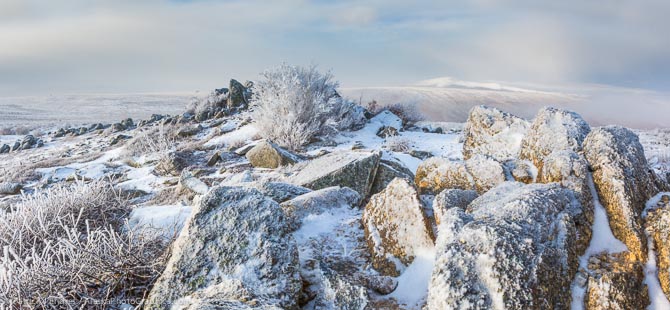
[341,77,670,129]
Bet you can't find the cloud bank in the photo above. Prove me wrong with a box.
[0,0,668,95]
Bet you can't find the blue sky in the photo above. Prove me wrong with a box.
[1,0,668,95]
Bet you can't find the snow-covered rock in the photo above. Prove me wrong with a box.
[519,107,591,170]
[585,253,649,310]
[427,182,587,310]
[370,158,414,195]
[645,195,670,300]
[506,159,536,184]
[179,170,209,195]
[291,150,381,198]
[280,186,361,231]
[307,267,368,310]
[538,150,593,253]
[432,189,478,226]
[146,186,301,309]
[583,126,659,262]
[246,140,299,168]
[0,182,22,195]
[362,178,434,276]
[464,154,507,193]
[256,181,311,203]
[415,157,474,194]
[462,105,529,161]
[170,278,284,310]
[414,155,505,194]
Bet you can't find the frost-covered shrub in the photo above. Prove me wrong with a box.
[383,136,412,152]
[386,102,424,126]
[251,64,366,150]
[185,91,227,116]
[0,181,170,308]
[124,125,175,158]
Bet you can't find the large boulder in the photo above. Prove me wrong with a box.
[462,105,529,161]
[584,253,649,310]
[583,126,658,262]
[146,187,301,309]
[280,186,361,231]
[427,182,588,310]
[291,150,381,198]
[432,189,478,226]
[465,154,507,193]
[645,195,670,300]
[414,155,506,194]
[415,157,474,194]
[519,107,591,170]
[370,158,414,195]
[362,178,434,276]
[246,140,299,169]
[538,150,593,253]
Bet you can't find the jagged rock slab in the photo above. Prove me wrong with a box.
[363,178,434,276]
[257,181,311,203]
[291,150,381,198]
[519,107,590,170]
[583,126,658,262]
[427,182,588,310]
[462,105,529,161]
[370,157,414,195]
[146,187,301,310]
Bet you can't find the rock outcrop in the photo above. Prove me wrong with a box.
[415,157,473,194]
[146,187,301,309]
[246,140,298,169]
[519,107,591,170]
[415,155,506,194]
[280,186,361,231]
[427,182,588,310]
[462,105,529,161]
[362,178,434,276]
[292,150,381,198]
[432,189,478,226]
[583,126,658,262]
[585,253,649,310]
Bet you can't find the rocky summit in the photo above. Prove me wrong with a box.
[1,75,669,310]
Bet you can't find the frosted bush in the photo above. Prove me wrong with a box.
[124,125,175,158]
[386,102,424,126]
[251,64,365,150]
[383,136,412,152]
[0,181,170,308]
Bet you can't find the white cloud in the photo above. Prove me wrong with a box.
[0,0,668,95]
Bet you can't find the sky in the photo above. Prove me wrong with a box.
[1,0,669,96]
